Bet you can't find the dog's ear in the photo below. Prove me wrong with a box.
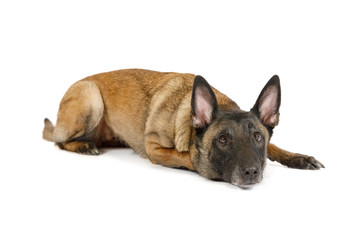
[191,75,218,128]
[251,75,281,128]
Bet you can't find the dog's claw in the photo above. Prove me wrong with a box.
[306,156,325,169]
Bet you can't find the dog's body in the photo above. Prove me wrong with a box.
[43,69,324,188]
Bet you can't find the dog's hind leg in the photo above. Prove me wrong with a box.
[51,80,104,155]
[267,143,325,169]
[58,141,99,155]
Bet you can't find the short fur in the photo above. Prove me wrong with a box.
[43,69,324,188]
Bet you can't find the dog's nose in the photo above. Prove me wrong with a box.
[243,167,259,182]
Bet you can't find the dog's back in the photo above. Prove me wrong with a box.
[44,69,237,156]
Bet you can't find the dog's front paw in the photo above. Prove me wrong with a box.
[283,154,325,170]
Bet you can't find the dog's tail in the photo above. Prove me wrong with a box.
[43,118,55,142]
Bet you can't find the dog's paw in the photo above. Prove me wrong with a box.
[283,154,325,170]
[76,143,100,155]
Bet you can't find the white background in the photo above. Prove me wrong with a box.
[1,0,359,239]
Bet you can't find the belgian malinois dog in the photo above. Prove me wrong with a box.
[43,69,324,188]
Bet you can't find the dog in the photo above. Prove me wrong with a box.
[43,69,324,188]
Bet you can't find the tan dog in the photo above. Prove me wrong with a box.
[43,69,324,188]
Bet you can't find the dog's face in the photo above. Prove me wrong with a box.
[191,75,281,188]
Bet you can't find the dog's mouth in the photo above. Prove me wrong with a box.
[230,181,258,189]
[230,175,263,189]
[238,184,256,189]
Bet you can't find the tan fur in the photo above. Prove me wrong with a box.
[43,69,322,173]
[52,80,104,143]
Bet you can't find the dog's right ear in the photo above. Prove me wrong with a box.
[191,75,218,128]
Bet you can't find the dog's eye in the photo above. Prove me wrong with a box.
[254,132,262,142]
[218,135,228,144]
[248,123,253,129]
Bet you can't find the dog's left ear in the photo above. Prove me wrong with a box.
[251,75,281,128]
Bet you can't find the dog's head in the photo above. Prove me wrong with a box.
[191,75,281,188]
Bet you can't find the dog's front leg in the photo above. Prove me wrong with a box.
[267,143,325,169]
[145,137,195,170]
